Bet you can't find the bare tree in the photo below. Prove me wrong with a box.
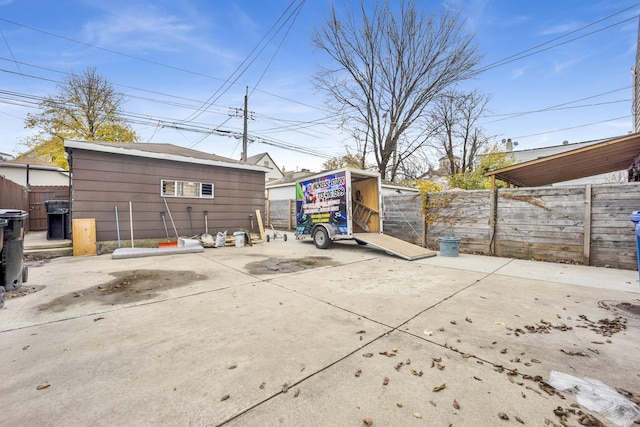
[312,0,481,180]
[428,89,490,175]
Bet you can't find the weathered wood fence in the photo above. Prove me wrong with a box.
[0,175,29,212]
[266,182,640,270]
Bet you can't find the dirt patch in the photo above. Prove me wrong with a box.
[245,256,341,275]
[7,285,46,300]
[38,270,207,312]
[598,300,640,320]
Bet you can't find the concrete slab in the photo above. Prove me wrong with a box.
[2,236,640,426]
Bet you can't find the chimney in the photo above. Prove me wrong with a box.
[562,140,569,145]
[506,138,513,152]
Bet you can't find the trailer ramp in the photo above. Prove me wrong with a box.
[353,233,436,261]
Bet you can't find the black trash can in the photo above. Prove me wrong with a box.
[45,200,70,240]
[0,209,29,309]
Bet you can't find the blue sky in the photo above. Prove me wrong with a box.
[0,0,638,173]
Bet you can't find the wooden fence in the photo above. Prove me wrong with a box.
[423,183,640,270]
[0,175,29,212]
[266,182,640,270]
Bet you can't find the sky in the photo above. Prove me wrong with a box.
[0,0,638,174]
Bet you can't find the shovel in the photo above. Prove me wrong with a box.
[201,210,214,244]
[159,211,178,248]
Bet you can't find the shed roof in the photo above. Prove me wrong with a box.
[64,140,268,173]
[484,133,640,187]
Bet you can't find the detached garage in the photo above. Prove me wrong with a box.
[64,140,267,243]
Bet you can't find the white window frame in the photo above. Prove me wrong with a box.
[161,179,214,199]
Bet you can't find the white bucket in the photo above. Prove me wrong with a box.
[233,232,245,248]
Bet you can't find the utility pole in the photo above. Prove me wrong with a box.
[242,86,248,162]
[229,87,254,162]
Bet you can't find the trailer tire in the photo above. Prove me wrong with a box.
[313,227,331,249]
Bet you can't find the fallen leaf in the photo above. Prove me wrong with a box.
[456,337,461,342]
[36,381,50,390]
[413,412,422,419]
[259,382,266,389]
[294,388,300,397]
[429,400,437,407]
[450,320,457,325]
[453,399,460,410]
[363,353,373,358]
[500,348,508,354]
[515,416,525,424]
[221,394,230,401]
[282,383,289,393]
[396,402,403,408]
[363,418,373,426]
[357,330,366,334]
[531,359,541,364]
[383,377,389,385]
[424,330,433,336]
[432,383,446,392]
[22,345,30,351]
[392,348,398,353]
[355,369,362,377]
[498,412,509,420]
[93,317,105,322]
[228,364,237,370]
[465,317,473,323]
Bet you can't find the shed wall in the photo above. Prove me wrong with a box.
[70,149,265,241]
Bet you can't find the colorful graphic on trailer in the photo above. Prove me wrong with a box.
[296,171,348,236]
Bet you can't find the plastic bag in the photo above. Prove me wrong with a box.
[548,371,640,427]
[216,231,227,248]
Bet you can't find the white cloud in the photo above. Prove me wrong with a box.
[511,67,525,79]
[539,21,581,36]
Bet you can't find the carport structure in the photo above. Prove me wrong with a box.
[485,132,640,188]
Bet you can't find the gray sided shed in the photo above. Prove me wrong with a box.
[65,141,267,242]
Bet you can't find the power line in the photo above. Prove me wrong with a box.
[512,115,630,139]
[476,3,640,73]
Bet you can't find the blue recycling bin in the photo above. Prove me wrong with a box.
[629,211,640,283]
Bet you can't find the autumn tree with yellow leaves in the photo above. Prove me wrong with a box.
[22,67,138,169]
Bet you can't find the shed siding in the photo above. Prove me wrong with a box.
[71,149,265,241]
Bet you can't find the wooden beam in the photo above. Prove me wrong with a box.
[255,209,266,242]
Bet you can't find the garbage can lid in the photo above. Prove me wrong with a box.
[0,209,29,219]
[629,211,640,222]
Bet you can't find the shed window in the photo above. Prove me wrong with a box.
[161,180,214,198]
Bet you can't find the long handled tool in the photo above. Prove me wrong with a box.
[163,198,179,239]
[161,212,170,241]
[201,210,214,244]
[187,206,194,236]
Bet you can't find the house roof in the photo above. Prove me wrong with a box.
[485,133,640,187]
[64,140,269,173]
[0,156,67,171]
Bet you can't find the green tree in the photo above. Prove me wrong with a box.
[447,144,515,190]
[22,67,138,169]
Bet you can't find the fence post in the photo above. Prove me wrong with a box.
[489,188,498,255]
[289,199,293,231]
[583,184,591,265]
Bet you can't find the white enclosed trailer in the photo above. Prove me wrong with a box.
[295,168,435,261]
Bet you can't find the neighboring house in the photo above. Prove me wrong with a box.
[266,173,419,201]
[505,138,627,185]
[246,152,283,182]
[64,141,268,242]
[0,156,70,187]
